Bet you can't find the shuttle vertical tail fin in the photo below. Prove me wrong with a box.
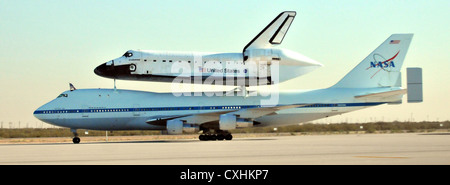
[243,11,296,52]
[331,34,413,88]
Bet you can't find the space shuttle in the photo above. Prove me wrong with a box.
[94,11,322,86]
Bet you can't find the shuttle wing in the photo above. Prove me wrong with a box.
[243,11,296,52]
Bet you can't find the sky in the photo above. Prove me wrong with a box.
[0,0,449,127]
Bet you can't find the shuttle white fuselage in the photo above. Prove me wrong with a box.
[94,48,322,85]
[94,11,322,86]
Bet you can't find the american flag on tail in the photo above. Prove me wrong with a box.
[389,40,400,44]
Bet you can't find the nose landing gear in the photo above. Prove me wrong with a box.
[73,137,81,144]
[71,128,80,144]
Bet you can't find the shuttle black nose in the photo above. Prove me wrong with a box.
[94,63,106,77]
[94,62,133,79]
[94,63,118,78]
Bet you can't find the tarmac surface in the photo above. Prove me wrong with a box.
[0,132,449,165]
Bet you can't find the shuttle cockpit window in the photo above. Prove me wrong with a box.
[57,93,68,98]
[123,51,133,58]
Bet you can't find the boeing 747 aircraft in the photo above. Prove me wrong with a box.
[34,34,422,143]
[93,11,322,86]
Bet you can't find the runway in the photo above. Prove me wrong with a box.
[0,133,449,165]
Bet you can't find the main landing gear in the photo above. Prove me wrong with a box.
[71,128,80,144]
[199,131,233,141]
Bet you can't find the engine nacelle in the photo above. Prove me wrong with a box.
[166,120,199,135]
[219,114,237,130]
[236,118,253,128]
[182,124,200,133]
[219,114,254,130]
[167,120,183,135]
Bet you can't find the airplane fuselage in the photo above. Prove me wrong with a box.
[33,87,400,131]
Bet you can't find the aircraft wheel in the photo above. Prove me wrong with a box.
[217,134,225,141]
[224,134,233,140]
[73,137,81,144]
[209,134,217,141]
[199,134,229,141]
[199,135,207,141]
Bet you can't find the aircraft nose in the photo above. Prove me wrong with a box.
[33,105,47,122]
[94,62,135,79]
[33,102,64,127]
[33,108,40,118]
[94,63,105,76]
[94,63,115,78]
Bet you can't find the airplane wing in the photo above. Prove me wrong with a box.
[243,11,296,52]
[145,115,187,126]
[145,110,236,126]
[233,104,306,119]
[146,103,309,126]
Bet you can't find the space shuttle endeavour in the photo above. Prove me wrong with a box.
[94,11,322,86]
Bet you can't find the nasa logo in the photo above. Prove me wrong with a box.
[369,61,396,68]
[366,51,400,78]
[368,51,399,70]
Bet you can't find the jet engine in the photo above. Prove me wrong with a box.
[166,120,199,135]
[219,114,254,130]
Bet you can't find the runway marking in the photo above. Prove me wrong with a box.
[354,156,409,159]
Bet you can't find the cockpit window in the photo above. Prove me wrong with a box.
[123,51,133,58]
[57,93,68,98]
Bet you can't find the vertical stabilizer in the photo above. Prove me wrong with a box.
[332,34,413,88]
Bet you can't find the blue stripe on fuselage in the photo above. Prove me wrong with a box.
[33,102,386,115]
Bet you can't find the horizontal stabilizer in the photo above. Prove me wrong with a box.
[355,89,406,102]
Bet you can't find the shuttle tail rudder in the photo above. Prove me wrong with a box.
[331,34,413,88]
[243,11,296,55]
